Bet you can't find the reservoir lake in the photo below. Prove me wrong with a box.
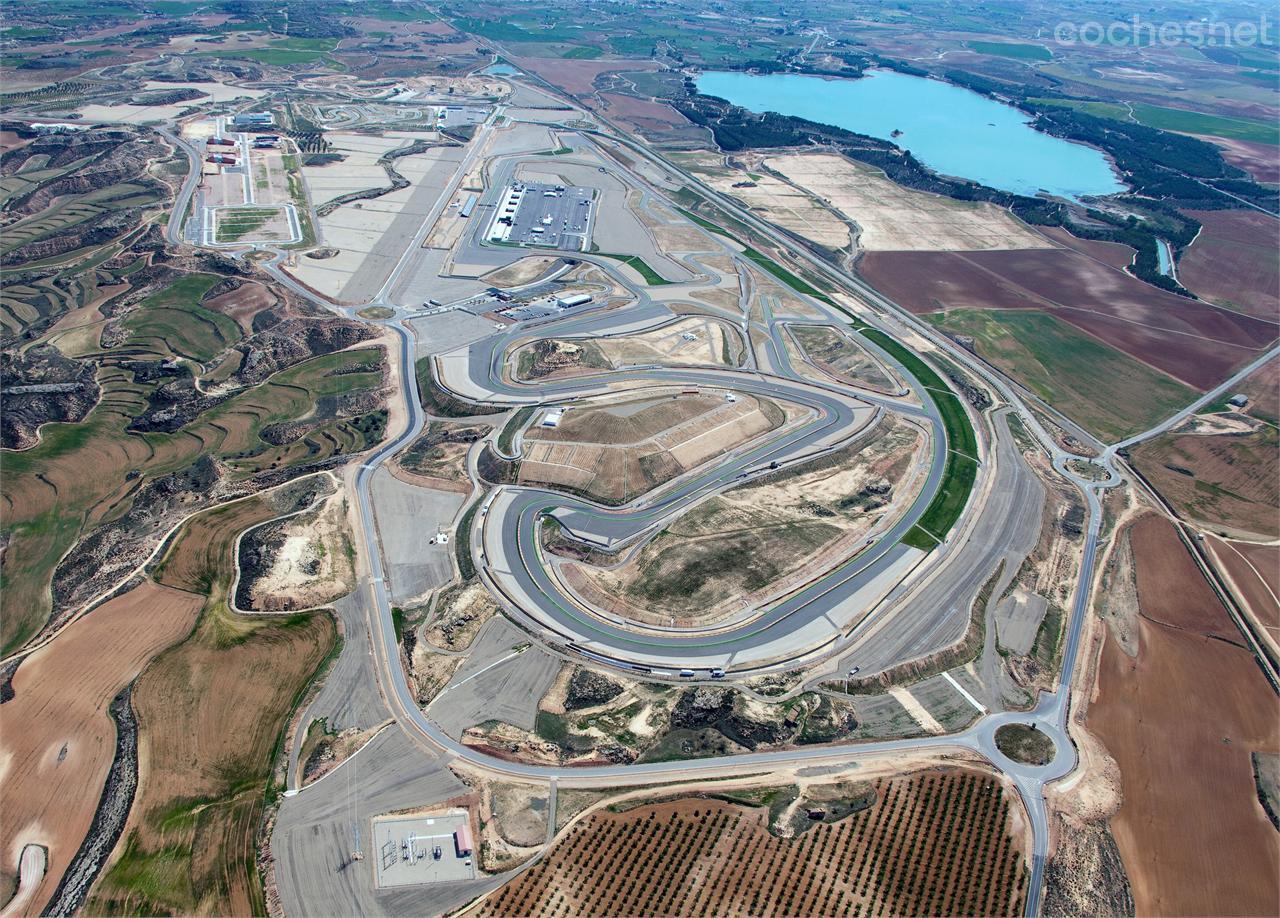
[696,69,1126,201]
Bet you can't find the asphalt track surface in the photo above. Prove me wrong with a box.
[469,327,945,666]
[162,88,1280,915]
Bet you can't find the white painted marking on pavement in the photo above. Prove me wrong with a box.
[943,671,987,713]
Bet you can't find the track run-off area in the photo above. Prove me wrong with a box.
[197,84,1280,915]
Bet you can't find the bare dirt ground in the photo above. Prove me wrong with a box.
[768,152,1052,252]
[0,582,203,917]
[567,413,923,625]
[242,490,356,611]
[755,276,827,320]
[1231,355,1280,424]
[671,150,851,251]
[423,579,499,652]
[1088,514,1280,917]
[516,317,742,381]
[788,324,900,393]
[1179,210,1280,320]
[407,644,462,705]
[652,222,716,253]
[481,256,561,289]
[488,782,548,847]
[1205,535,1280,654]
[519,392,787,504]
[688,285,741,311]
[394,420,489,494]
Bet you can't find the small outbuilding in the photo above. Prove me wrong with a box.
[454,823,474,858]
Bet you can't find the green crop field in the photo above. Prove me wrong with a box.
[563,45,603,59]
[967,41,1051,61]
[925,308,1197,441]
[214,207,281,243]
[205,37,337,65]
[1028,97,1280,145]
[120,274,239,363]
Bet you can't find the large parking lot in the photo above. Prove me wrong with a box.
[487,181,594,250]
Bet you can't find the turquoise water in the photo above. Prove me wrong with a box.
[482,62,519,75]
[1155,238,1174,276]
[696,69,1126,200]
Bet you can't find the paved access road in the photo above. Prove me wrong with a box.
[239,88,1280,915]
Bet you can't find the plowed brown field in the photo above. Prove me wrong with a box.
[512,57,658,96]
[1206,536,1280,649]
[0,582,203,917]
[1130,425,1279,538]
[860,247,1278,390]
[1090,515,1280,917]
[477,769,1028,917]
[1179,210,1280,321]
[1211,137,1280,185]
[85,495,336,916]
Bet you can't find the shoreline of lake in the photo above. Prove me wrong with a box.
[695,69,1127,201]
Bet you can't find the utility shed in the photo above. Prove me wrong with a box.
[454,823,474,857]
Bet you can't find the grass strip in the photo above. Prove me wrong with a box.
[455,499,481,580]
[593,252,672,285]
[497,406,535,456]
[902,452,979,550]
[857,327,980,549]
[675,206,834,304]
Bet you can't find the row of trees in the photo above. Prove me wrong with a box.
[480,773,1026,917]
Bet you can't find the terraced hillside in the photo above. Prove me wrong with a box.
[0,124,388,654]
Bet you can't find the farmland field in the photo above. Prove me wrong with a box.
[1027,98,1280,145]
[922,308,1197,442]
[1205,535,1280,653]
[861,248,1278,393]
[768,152,1051,252]
[1,342,384,653]
[966,40,1051,60]
[1178,210,1280,320]
[477,770,1028,917]
[1129,423,1279,538]
[120,273,238,363]
[1229,356,1280,426]
[1089,515,1280,916]
[0,581,205,916]
[85,494,336,916]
